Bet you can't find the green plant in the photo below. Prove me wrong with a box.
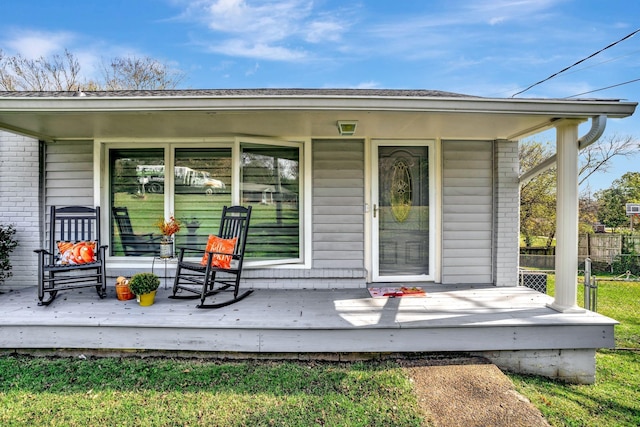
[0,224,18,286]
[128,272,160,295]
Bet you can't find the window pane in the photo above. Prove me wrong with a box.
[242,144,300,261]
[174,148,232,250]
[110,149,164,256]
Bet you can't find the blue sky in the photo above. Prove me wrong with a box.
[2,0,639,192]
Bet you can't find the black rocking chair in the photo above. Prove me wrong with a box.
[170,205,253,308]
[112,206,162,256]
[34,206,107,306]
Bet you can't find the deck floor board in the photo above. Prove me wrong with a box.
[0,284,617,353]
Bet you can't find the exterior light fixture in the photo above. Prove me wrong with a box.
[337,120,358,136]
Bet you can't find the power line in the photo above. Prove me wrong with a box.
[511,27,640,97]
[565,77,640,98]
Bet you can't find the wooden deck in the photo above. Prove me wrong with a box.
[0,284,616,355]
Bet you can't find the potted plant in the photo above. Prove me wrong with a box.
[154,215,181,258]
[128,272,160,306]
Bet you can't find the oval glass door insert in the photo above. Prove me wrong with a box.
[390,159,412,222]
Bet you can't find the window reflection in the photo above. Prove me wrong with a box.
[174,148,232,250]
[242,144,300,261]
[109,143,302,264]
[110,149,164,256]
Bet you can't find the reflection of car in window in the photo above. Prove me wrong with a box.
[136,165,226,194]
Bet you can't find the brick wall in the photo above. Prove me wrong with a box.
[0,131,41,290]
[493,140,520,287]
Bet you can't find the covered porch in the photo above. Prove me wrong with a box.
[0,283,616,384]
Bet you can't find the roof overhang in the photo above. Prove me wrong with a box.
[0,90,636,142]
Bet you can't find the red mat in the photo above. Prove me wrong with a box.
[368,287,426,298]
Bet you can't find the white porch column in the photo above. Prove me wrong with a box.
[549,121,584,313]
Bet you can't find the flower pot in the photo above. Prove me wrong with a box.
[137,290,157,306]
[159,241,173,258]
[115,282,135,301]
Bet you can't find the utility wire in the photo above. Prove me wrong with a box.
[511,27,640,97]
[565,77,640,98]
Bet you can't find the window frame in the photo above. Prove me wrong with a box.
[99,137,310,269]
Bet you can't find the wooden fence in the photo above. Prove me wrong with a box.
[520,234,640,270]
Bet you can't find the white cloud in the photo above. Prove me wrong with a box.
[179,0,351,61]
[354,80,380,89]
[465,0,562,25]
[321,80,380,89]
[305,19,344,43]
[3,30,75,59]
[210,39,307,61]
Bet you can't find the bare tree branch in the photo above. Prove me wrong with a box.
[0,49,186,91]
[579,133,639,185]
[99,56,185,90]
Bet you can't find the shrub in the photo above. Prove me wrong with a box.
[128,272,160,295]
[0,224,18,286]
[611,252,640,276]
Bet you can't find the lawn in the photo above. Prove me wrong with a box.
[0,357,424,426]
[0,276,637,426]
[510,276,640,427]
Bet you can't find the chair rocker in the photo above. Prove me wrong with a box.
[34,206,107,306]
[112,206,162,256]
[170,205,252,309]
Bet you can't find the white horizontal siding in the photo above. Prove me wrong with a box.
[45,141,94,209]
[312,139,365,269]
[441,140,493,284]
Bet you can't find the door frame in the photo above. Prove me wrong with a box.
[368,139,438,282]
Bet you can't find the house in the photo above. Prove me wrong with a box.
[0,89,636,383]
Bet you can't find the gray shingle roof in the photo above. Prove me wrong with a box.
[0,88,478,98]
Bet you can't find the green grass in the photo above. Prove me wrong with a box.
[0,358,424,426]
[2,275,637,426]
[510,277,640,427]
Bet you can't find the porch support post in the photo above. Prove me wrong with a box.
[549,121,584,313]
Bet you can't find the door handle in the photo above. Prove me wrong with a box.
[373,204,378,218]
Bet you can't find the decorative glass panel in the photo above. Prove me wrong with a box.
[391,160,412,223]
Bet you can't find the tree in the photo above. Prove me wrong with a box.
[596,187,629,230]
[578,196,598,234]
[595,172,640,231]
[0,49,184,91]
[96,56,185,90]
[0,49,81,91]
[579,134,639,185]
[519,141,556,247]
[520,134,639,245]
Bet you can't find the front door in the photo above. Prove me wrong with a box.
[372,141,434,282]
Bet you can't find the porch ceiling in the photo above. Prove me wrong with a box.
[0,90,636,142]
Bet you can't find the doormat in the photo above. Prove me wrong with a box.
[368,287,426,298]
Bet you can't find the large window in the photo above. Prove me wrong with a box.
[110,148,165,257]
[242,144,300,261]
[174,148,232,251]
[108,140,302,265]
